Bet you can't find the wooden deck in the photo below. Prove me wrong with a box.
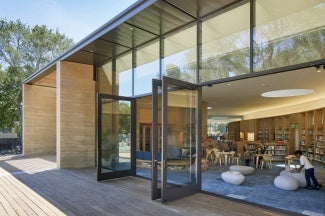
[0,155,294,216]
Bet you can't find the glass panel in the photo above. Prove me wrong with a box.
[135,41,160,95]
[166,87,197,186]
[116,53,133,96]
[201,3,250,82]
[98,61,113,94]
[101,98,131,172]
[255,0,325,72]
[164,26,197,83]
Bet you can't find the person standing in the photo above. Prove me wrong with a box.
[294,150,320,190]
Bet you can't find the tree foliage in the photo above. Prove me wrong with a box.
[0,19,74,134]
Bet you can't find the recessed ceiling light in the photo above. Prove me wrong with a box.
[261,89,314,97]
[207,106,212,110]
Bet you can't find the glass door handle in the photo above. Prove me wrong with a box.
[153,160,158,168]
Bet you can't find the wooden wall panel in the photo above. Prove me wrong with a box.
[23,84,56,156]
[57,61,95,168]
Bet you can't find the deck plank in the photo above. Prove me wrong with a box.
[0,156,291,216]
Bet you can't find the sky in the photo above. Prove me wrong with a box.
[0,0,138,43]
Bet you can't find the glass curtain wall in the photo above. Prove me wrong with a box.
[116,52,133,97]
[135,40,160,95]
[98,51,133,97]
[201,3,250,82]
[254,0,325,72]
[164,25,197,83]
[98,61,114,94]
[97,1,325,95]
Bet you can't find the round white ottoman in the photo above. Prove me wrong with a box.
[274,175,298,191]
[229,165,254,175]
[221,171,245,185]
[280,170,307,188]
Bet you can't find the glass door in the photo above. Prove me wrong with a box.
[152,79,162,200]
[97,94,136,181]
[153,76,202,202]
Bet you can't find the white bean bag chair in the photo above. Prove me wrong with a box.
[274,175,298,191]
[280,170,307,188]
[229,165,254,175]
[221,171,245,185]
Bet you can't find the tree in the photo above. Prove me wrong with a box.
[0,19,74,135]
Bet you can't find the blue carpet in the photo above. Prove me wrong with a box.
[137,161,325,216]
[202,162,325,216]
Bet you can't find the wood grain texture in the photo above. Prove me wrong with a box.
[0,156,289,216]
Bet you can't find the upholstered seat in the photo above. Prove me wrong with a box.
[229,165,254,175]
[221,171,245,185]
[274,175,299,191]
[280,170,307,187]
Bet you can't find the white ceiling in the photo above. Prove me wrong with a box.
[203,66,325,119]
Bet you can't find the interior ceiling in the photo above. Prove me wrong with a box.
[204,66,325,118]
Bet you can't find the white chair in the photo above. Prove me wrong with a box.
[214,152,224,166]
[227,151,236,164]
[260,154,272,170]
[231,153,241,165]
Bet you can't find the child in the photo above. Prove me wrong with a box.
[294,150,320,190]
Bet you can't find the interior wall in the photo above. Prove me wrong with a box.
[56,61,95,168]
[243,98,325,120]
[23,84,56,156]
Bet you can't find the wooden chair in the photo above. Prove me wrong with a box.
[214,152,224,166]
[260,154,272,170]
[231,153,241,165]
[228,151,236,164]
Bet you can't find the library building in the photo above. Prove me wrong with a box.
[22,0,324,215]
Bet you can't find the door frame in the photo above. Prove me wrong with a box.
[152,76,202,202]
[97,93,136,181]
[151,79,162,200]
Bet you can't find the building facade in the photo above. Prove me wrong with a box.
[23,0,324,202]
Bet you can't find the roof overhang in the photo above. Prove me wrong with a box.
[24,0,241,84]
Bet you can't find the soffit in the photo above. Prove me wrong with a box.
[63,0,241,66]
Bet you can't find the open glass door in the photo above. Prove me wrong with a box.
[97,94,136,181]
[160,76,202,203]
[152,79,162,200]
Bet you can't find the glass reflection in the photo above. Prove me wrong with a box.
[166,88,198,186]
[101,99,131,172]
[255,0,325,71]
[116,53,133,96]
[201,3,250,82]
[135,41,160,95]
[164,26,197,83]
